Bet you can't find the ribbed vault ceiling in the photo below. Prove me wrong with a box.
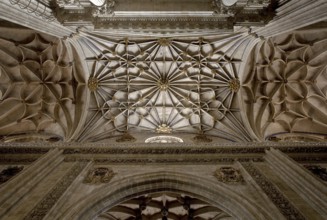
[0,25,326,143]
[77,32,254,142]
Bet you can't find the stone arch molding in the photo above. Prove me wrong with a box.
[60,172,275,220]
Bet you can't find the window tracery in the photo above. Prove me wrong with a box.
[145,136,183,144]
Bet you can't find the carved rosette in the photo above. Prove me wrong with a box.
[83,167,115,184]
[228,78,240,92]
[214,167,244,184]
[88,77,99,92]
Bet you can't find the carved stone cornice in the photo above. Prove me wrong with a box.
[53,0,276,35]
[0,158,39,164]
[63,157,265,164]
[0,141,326,150]
[0,148,49,164]
[0,148,50,154]
[0,142,326,164]
[62,147,266,154]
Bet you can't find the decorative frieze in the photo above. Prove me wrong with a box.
[53,0,276,34]
[64,157,264,164]
[214,167,244,183]
[1,138,326,148]
[0,148,49,154]
[83,167,115,184]
[62,147,267,155]
[0,158,38,164]
[23,162,87,220]
[242,162,305,220]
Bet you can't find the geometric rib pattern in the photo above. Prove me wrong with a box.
[0,32,84,140]
[242,31,327,140]
[77,33,254,142]
[96,193,233,220]
[1,28,325,143]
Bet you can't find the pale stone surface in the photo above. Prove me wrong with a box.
[0,1,326,220]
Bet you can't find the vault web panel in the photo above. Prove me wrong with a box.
[78,33,254,142]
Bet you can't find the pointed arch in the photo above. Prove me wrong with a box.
[60,171,275,220]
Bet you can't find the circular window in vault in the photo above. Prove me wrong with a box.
[145,136,183,144]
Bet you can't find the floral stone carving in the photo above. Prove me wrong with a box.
[83,167,115,184]
[214,167,244,183]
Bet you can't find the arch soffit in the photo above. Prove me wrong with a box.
[61,171,275,220]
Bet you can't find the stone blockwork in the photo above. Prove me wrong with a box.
[0,143,325,220]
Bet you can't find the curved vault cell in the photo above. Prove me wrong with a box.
[0,29,87,141]
[242,30,327,140]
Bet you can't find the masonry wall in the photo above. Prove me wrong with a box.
[0,143,326,220]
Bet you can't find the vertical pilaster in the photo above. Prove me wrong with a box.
[265,148,327,218]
